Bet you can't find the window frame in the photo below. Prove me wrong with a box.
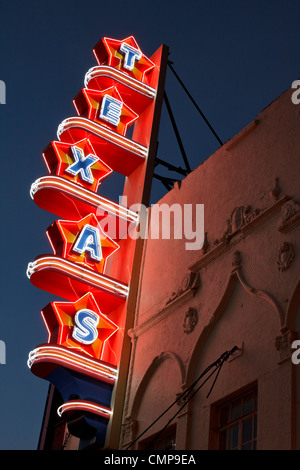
[209,382,258,450]
[138,423,177,450]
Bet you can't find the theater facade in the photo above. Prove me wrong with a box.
[118,85,300,451]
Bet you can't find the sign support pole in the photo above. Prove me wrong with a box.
[105,43,169,450]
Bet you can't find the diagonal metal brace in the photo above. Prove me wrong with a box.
[153,173,180,191]
[154,157,189,176]
[163,91,192,174]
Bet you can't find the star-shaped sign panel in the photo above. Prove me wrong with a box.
[93,36,155,83]
[74,87,139,136]
[43,138,112,193]
[41,293,119,359]
[47,213,119,274]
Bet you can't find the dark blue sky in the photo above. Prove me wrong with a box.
[0,0,299,450]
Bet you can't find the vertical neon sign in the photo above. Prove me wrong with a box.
[27,36,168,448]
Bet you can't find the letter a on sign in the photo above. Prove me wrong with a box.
[72,225,102,261]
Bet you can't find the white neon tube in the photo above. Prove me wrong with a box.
[26,256,129,297]
[57,400,112,419]
[57,117,148,158]
[30,175,139,225]
[27,345,118,381]
[84,65,156,99]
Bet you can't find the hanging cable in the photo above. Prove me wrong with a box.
[206,357,224,399]
[144,349,232,450]
[125,346,238,450]
[168,61,223,146]
[144,360,223,450]
[125,353,219,451]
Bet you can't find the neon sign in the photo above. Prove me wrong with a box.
[43,138,112,191]
[46,213,119,273]
[41,293,118,359]
[66,146,101,184]
[93,36,155,82]
[27,35,168,448]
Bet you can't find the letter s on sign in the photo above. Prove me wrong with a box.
[291,340,300,365]
[72,309,99,345]
[291,80,300,105]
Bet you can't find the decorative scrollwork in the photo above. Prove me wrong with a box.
[183,307,198,334]
[275,330,297,362]
[214,205,261,245]
[166,272,200,305]
[278,200,300,233]
[121,416,138,447]
[277,242,295,271]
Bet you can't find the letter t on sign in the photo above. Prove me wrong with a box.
[120,43,142,71]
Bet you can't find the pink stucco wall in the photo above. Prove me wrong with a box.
[119,85,300,450]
